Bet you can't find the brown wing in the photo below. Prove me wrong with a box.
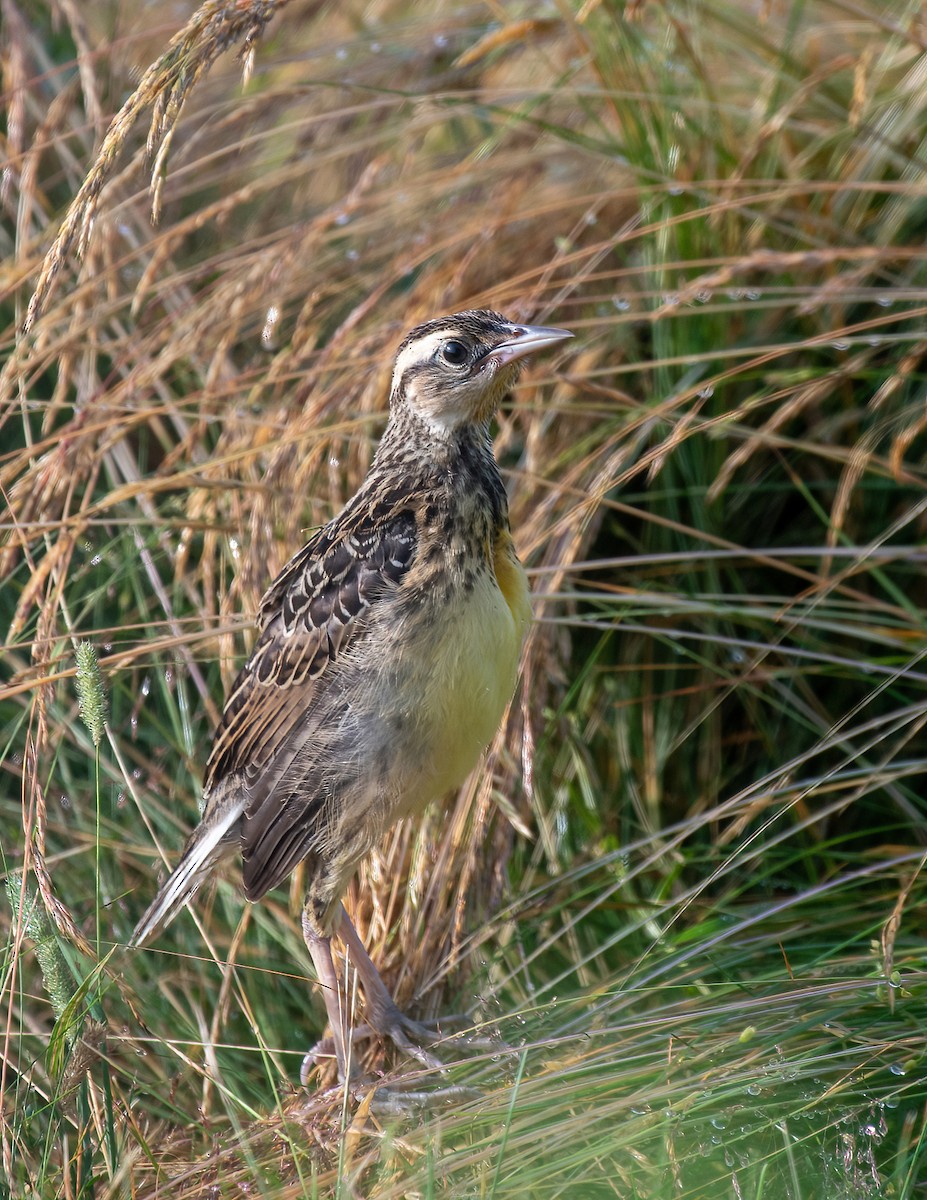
[201,509,417,896]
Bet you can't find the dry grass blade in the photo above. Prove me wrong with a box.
[4,0,927,1195]
[23,0,295,331]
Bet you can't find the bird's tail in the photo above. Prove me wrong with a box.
[130,798,246,947]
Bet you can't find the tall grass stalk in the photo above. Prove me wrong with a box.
[2,0,927,1195]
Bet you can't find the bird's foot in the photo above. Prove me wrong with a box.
[300,1008,511,1087]
[364,998,514,1064]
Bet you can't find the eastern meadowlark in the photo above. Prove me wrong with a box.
[130,309,572,1081]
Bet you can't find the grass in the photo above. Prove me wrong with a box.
[3,0,927,1195]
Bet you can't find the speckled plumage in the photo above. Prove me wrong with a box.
[130,309,571,1080]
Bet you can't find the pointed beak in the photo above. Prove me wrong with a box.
[486,322,574,367]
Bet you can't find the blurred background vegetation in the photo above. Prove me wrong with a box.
[2,0,927,1195]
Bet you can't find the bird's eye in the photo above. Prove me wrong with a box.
[440,339,469,366]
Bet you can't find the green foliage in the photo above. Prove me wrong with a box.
[2,0,927,1196]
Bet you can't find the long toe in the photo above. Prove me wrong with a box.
[370,1009,446,1071]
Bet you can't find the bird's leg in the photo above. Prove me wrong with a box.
[335,904,446,1070]
[301,907,350,1082]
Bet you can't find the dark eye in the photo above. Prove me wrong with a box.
[440,339,469,366]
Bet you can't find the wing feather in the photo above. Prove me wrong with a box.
[206,506,420,835]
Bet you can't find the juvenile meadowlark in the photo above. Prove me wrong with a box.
[130,309,572,1081]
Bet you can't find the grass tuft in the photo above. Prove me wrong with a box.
[2,0,927,1195]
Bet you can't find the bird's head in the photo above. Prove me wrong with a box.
[389,309,572,435]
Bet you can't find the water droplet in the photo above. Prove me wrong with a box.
[876,295,893,307]
[140,676,151,697]
[746,1083,762,1096]
[831,340,850,350]
[697,384,714,399]
[91,553,103,566]
[661,293,680,307]
[612,296,631,311]
[710,1116,729,1130]
[745,289,761,301]
[261,304,279,350]
[695,289,711,304]
[433,33,449,49]
[668,184,683,196]
[334,211,350,227]
[889,1062,906,1076]
[867,336,882,346]
[346,248,359,262]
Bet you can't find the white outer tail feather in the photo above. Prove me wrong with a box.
[129,797,246,947]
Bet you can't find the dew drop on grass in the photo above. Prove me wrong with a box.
[261,305,279,349]
[710,1115,729,1130]
[141,676,151,697]
[612,297,631,311]
[697,385,714,399]
[876,295,893,307]
[889,1062,906,1076]
[746,1083,762,1096]
[831,340,850,350]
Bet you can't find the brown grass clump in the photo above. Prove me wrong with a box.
[4,0,927,1195]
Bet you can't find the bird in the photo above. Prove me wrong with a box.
[130,308,573,1082]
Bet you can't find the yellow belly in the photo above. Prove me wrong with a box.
[405,537,531,807]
